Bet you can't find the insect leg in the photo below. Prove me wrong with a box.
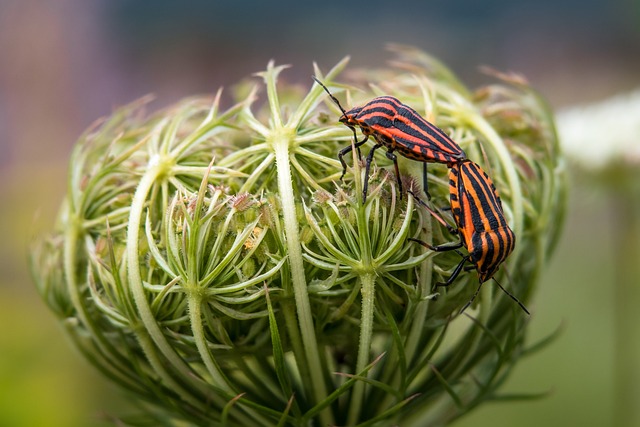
[434,255,470,289]
[408,238,463,252]
[407,191,458,235]
[363,142,384,203]
[491,278,530,315]
[422,162,432,200]
[385,149,403,198]
[338,132,368,181]
[459,281,485,314]
[354,134,369,158]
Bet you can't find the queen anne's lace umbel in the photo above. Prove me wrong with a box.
[31,47,566,426]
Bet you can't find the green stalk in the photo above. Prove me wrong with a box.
[378,210,435,413]
[187,294,232,394]
[347,272,376,426]
[63,219,90,336]
[403,213,434,365]
[272,132,332,426]
[347,182,375,425]
[64,212,142,390]
[126,158,230,399]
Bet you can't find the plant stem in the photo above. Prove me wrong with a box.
[188,294,232,394]
[347,272,376,426]
[126,159,230,403]
[272,133,332,426]
[404,214,434,365]
[346,189,376,425]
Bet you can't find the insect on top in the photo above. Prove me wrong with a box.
[355,96,466,165]
[312,77,466,202]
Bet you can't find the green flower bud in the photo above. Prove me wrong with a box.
[30,46,566,426]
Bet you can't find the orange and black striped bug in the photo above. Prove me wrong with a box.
[312,77,466,202]
[409,160,529,314]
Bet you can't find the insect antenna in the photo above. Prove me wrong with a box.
[492,276,530,315]
[312,76,362,166]
[312,76,349,118]
[460,276,529,315]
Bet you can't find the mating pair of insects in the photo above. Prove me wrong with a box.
[313,77,529,315]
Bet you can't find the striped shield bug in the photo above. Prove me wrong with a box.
[409,160,529,314]
[312,77,466,202]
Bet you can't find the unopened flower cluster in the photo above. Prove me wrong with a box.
[31,46,565,426]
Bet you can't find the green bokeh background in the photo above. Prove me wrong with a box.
[1,1,637,425]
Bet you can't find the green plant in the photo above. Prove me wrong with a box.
[31,46,566,426]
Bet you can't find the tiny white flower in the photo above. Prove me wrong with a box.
[557,89,640,171]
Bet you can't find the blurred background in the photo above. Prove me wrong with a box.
[1,0,639,426]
